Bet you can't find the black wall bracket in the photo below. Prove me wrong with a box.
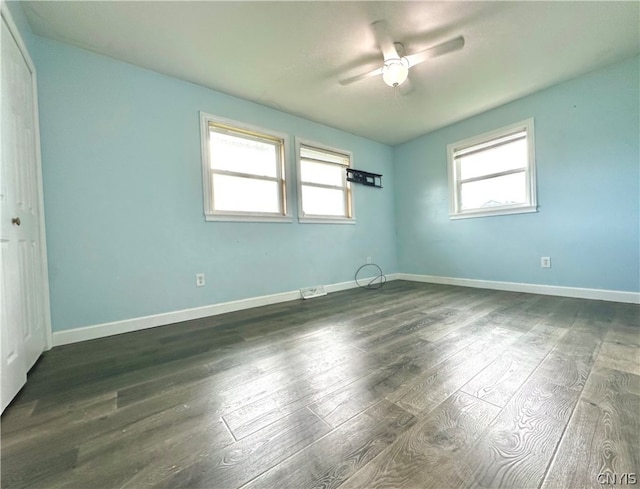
[346,168,383,188]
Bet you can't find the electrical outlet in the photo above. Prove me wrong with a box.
[366,256,372,264]
[196,273,205,287]
[541,257,551,269]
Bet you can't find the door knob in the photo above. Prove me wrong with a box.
[11,217,21,226]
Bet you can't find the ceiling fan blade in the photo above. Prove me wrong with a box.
[371,20,399,61]
[405,36,465,67]
[338,67,384,86]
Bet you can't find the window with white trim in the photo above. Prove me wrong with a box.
[200,113,290,222]
[447,118,537,219]
[296,139,354,223]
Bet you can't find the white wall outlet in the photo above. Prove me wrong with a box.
[366,256,372,264]
[541,257,551,269]
[196,273,205,287]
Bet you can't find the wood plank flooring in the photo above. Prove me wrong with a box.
[2,281,639,489]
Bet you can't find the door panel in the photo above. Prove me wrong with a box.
[1,240,27,410]
[23,240,44,368]
[1,11,48,411]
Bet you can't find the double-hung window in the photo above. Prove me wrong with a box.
[296,139,354,223]
[447,118,537,219]
[200,112,290,222]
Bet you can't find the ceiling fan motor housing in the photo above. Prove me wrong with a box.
[382,57,409,87]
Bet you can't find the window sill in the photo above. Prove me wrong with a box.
[205,214,293,223]
[298,217,356,224]
[450,205,537,220]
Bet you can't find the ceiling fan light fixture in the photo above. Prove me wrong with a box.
[382,57,409,87]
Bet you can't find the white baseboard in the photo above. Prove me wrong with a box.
[52,273,400,347]
[397,273,640,304]
[53,271,635,347]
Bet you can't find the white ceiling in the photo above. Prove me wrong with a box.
[22,1,640,145]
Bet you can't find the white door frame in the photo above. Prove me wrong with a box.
[1,2,52,351]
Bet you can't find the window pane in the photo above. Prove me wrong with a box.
[213,174,280,213]
[300,160,344,186]
[210,130,278,178]
[458,138,527,180]
[460,171,526,210]
[301,185,346,216]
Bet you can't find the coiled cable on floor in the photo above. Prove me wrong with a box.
[354,263,387,290]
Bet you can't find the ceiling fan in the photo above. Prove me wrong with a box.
[339,20,465,92]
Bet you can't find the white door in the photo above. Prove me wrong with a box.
[1,9,50,413]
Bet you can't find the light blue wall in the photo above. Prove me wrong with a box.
[394,56,640,293]
[30,36,397,332]
[4,1,35,52]
[9,0,639,335]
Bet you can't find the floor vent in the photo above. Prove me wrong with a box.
[300,285,327,299]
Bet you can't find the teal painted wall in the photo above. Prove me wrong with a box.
[394,56,640,292]
[30,36,397,332]
[4,1,36,52]
[8,1,639,336]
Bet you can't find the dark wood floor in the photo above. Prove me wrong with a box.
[2,281,639,489]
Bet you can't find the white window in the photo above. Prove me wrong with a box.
[200,112,290,222]
[447,118,537,219]
[296,139,354,223]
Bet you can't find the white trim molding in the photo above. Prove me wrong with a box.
[52,274,400,346]
[397,273,640,304]
[52,271,637,347]
[447,118,537,220]
[199,111,291,222]
[295,137,355,224]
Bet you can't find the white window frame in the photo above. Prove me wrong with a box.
[447,118,537,220]
[295,138,355,224]
[200,112,291,222]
